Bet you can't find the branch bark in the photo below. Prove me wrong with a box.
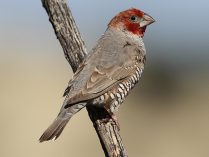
[41,0,128,156]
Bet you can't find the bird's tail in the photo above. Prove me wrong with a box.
[39,103,86,142]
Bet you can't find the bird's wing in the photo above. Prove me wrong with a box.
[65,64,136,106]
[83,64,135,94]
[64,48,143,106]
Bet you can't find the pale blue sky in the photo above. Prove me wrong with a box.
[0,0,209,70]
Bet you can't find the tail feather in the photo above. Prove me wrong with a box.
[39,102,86,142]
[39,117,69,142]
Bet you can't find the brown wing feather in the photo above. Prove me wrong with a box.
[66,64,136,105]
[63,62,86,97]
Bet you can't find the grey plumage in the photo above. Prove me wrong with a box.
[65,28,145,105]
[39,28,145,142]
[39,7,155,142]
[39,102,86,142]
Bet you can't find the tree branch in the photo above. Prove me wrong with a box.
[41,0,128,156]
[41,0,87,72]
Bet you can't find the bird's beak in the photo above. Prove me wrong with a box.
[140,13,155,28]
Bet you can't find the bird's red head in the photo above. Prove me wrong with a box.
[108,8,155,37]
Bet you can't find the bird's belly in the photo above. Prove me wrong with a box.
[91,67,143,113]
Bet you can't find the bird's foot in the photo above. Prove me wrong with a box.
[102,107,120,130]
[110,114,120,130]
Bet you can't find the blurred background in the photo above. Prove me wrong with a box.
[0,0,209,157]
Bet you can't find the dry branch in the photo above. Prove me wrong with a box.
[41,0,128,156]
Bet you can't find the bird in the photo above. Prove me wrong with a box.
[39,8,155,142]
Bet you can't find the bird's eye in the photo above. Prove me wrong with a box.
[130,16,138,22]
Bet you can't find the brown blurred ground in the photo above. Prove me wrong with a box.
[0,52,209,157]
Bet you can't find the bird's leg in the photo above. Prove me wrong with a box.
[110,113,120,130]
[103,107,120,130]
